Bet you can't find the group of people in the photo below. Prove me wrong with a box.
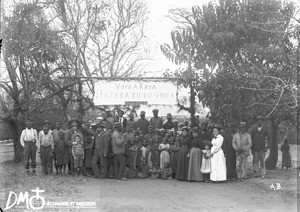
[20,109,291,182]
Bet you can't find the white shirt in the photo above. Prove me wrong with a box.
[258,126,262,131]
[20,128,38,147]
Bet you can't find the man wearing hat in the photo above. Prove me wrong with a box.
[91,123,110,178]
[134,111,149,134]
[38,122,54,175]
[150,109,163,131]
[82,121,95,176]
[126,112,135,131]
[163,113,174,130]
[100,112,113,131]
[232,122,252,182]
[222,122,238,181]
[251,116,271,179]
[111,122,127,181]
[52,121,63,175]
[39,120,52,139]
[20,120,38,175]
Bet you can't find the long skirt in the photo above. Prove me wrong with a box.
[84,148,93,168]
[169,151,178,174]
[188,147,204,181]
[56,145,68,165]
[176,145,190,181]
[210,149,227,181]
[153,150,160,167]
[282,151,292,168]
[226,156,237,179]
[160,150,170,168]
[148,152,153,168]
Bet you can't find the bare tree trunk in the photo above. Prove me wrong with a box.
[190,81,196,127]
[8,119,23,162]
[265,118,279,170]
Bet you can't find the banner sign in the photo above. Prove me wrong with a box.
[94,80,177,105]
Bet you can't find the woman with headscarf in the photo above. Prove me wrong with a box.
[188,127,205,182]
[209,125,227,182]
[176,126,191,181]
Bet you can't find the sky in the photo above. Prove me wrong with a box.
[142,0,210,76]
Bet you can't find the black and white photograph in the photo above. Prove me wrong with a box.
[0,0,299,211]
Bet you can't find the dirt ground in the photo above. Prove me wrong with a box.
[0,143,298,212]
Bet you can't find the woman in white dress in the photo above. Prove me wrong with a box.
[209,126,227,182]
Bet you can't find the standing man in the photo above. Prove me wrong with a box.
[126,112,135,131]
[38,123,54,175]
[232,122,252,182]
[20,120,38,175]
[112,122,127,181]
[222,123,237,181]
[134,111,150,134]
[149,109,163,131]
[82,121,95,176]
[92,123,110,178]
[106,110,115,124]
[117,109,127,131]
[251,116,271,179]
[52,121,63,174]
[100,112,113,131]
[163,113,174,130]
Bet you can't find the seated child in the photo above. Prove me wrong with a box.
[137,159,150,179]
[149,163,161,179]
[160,162,172,180]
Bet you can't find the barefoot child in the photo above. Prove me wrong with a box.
[72,134,84,176]
[201,144,212,182]
[161,162,172,180]
[55,130,68,175]
[281,139,292,170]
[149,162,161,179]
[125,136,137,178]
[159,138,170,169]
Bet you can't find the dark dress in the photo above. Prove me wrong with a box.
[188,136,204,181]
[176,135,191,181]
[169,142,180,174]
[82,128,94,168]
[281,144,292,168]
[55,136,68,165]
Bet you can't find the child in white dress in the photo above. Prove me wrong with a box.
[158,138,170,169]
[201,144,212,183]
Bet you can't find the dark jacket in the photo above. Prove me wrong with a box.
[94,131,110,156]
[134,118,150,134]
[222,132,236,158]
[251,126,271,151]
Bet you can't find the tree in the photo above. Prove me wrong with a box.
[1,1,77,161]
[54,0,150,115]
[162,0,299,169]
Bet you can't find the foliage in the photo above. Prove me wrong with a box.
[162,0,299,169]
